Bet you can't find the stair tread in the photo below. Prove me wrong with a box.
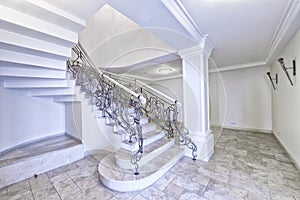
[122,129,164,145]
[0,134,81,168]
[99,146,184,181]
[116,138,173,160]
[114,123,156,135]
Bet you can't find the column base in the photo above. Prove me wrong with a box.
[184,130,214,162]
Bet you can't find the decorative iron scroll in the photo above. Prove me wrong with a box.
[67,44,197,175]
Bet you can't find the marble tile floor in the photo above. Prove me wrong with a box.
[1,128,299,200]
[0,134,80,168]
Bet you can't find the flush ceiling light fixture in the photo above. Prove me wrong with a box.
[158,67,174,75]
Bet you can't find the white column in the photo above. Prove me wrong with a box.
[178,36,214,161]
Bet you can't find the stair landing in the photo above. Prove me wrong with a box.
[0,134,85,188]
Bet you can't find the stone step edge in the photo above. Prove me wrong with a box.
[98,148,185,192]
[120,130,165,152]
[115,138,175,169]
[0,144,85,188]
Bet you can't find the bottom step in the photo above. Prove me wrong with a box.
[98,146,185,192]
[0,135,85,188]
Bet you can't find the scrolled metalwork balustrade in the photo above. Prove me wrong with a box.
[67,44,197,175]
[134,87,197,160]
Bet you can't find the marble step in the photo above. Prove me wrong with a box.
[0,0,86,33]
[115,138,175,169]
[0,48,67,70]
[3,79,75,89]
[30,87,78,97]
[114,123,156,136]
[105,116,149,127]
[113,117,149,131]
[0,28,71,60]
[98,146,185,192]
[120,129,165,152]
[0,64,67,79]
[54,95,82,103]
[92,106,135,114]
[0,134,85,188]
[0,4,77,48]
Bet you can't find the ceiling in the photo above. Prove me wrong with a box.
[47,0,300,78]
[106,0,300,73]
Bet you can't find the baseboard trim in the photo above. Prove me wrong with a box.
[65,132,82,143]
[0,132,66,155]
[211,124,272,134]
[273,133,300,172]
[211,124,300,171]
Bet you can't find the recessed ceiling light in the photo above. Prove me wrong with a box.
[158,67,173,74]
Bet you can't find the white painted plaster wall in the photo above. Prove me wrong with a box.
[209,66,272,132]
[65,98,116,153]
[271,28,300,168]
[146,77,184,121]
[0,85,65,152]
[79,4,175,69]
[65,102,82,140]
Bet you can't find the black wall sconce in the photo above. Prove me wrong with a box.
[267,72,278,90]
[278,58,296,86]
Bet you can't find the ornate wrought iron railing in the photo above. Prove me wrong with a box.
[67,43,197,175]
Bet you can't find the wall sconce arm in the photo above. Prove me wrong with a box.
[278,58,296,86]
[267,72,278,90]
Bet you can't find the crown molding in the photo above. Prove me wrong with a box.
[264,0,300,64]
[123,73,183,82]
[209,61,267,73]
[160,0,215,48]
[178,35,214,59]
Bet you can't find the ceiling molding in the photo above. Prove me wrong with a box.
[123,73,183,82]
[160,0,215,47]
[209,61,267,73]
[264,0,300,64]
[178,35,214,59]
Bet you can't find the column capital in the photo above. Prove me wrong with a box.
[178,35,214,59]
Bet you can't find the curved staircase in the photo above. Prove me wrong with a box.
[97,107,186,192]
[67,45,197,192]
[0,1,197,192]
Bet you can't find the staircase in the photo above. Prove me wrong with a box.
[0,1,197,192]
[0,0,103,187]
[0,135,84,188]
[67,44,197,192]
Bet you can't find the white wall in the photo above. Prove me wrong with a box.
[65,102,82,139]
[143,77,183,121]
[0,85,65,152]
[209,66,272,132]
[79,4,175,69]
[271,28,300,168]
[65,98,116,153]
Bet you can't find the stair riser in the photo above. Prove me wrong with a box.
[0,144,84,188]
[116,139,175,169]
[121,132,165,152]
[0,29,72,58]
[0,0,86,33]
[0,5,77,47]
[0,49,67,70]
[113,117,149,132]
[99,150,185,192]
[4,80,75,89]
[0,65,67,79]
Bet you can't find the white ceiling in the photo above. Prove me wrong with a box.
[106,0,300,73]
[181,0,294,67]
[42,0,300,77]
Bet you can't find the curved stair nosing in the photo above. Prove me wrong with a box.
[120,130,165,152]
[0,144,85,188]
[98,149,185,192]
[115,138,175,169]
